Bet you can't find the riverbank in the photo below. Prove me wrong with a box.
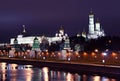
[0,57,120,78]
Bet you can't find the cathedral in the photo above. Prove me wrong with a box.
[87,10,105,39]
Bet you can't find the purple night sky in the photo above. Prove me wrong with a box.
[0,0,120,42]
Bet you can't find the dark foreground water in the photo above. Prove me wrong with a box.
[0,62,119,81]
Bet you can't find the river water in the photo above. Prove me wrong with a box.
[0,62,119,81]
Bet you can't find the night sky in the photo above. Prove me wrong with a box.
[0,0,120,43]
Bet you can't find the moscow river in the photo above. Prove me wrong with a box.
[0,62,119,81]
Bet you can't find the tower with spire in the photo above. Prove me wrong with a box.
[87,9,105,39]
[22,25,26,36]
[95,18,100,32]
[55,25,68,40]
[89,9,95,35]
[32,37,40,51]
[59,26,64,36]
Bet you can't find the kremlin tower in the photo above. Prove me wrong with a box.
[22,25,26,36]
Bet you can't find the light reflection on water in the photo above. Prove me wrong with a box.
[0,62,118,81]
[42,67,49,81]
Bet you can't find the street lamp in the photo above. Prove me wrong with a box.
[102,52,107,66]
[68,57,71,62]
[94,49,98,53]
[43,56,45,61]
[67,52,71,63]
[94,49,98,58]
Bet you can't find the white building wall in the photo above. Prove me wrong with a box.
[95,22,100,31]
[10,36,64,46]
[89,15,95,34]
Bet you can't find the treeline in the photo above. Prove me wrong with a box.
[69,36,120,52]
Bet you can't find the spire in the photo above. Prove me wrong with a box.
[22,25,26,36]
[96,18,99,22]
[60,25,64,31]
[90,8,93,15]
[59,25,64,35]
[95,18,100,31]
[22,25,26,34]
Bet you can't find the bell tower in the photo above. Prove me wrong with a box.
[89,9,95,35]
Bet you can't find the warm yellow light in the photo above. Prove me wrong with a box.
[46,52,49,55]
[83,52,87,56]
[42,52,44,55]
[58,52,61,55]
[91,52,95,56]
[25,52,27,55]
[66,53,69,57]
[75,52,79,56]
[52,52,54,55]
[46,50,48,52]
[38,52,41,55]
[112,52,117,57]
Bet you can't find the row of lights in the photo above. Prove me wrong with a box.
[0,49,119,61]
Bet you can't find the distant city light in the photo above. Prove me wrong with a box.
[102,52,107,56]
[102,60,105,63]
[94,49,98,52]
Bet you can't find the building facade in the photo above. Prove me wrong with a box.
[10,26,68,46]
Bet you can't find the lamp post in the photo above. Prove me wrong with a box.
[68,57,71,63]
[43,56,45,61]
[68,52,71,63]
[102,52,107,66]
[94,49,98,53]
[94,49,98,59]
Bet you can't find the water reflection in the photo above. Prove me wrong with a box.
[0,62,118,81]
[42,67,49,81]
[93,76,100,81]
[66,72,74,81]
[7,64,18,70]
[0,62,6,70]
[0,62,7,81]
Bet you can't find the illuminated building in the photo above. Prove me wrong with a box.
[82,29,87,38]
[87,10,105,39]
[10,25,68,46]
[76,33,81,37]
[55,26,68,40]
